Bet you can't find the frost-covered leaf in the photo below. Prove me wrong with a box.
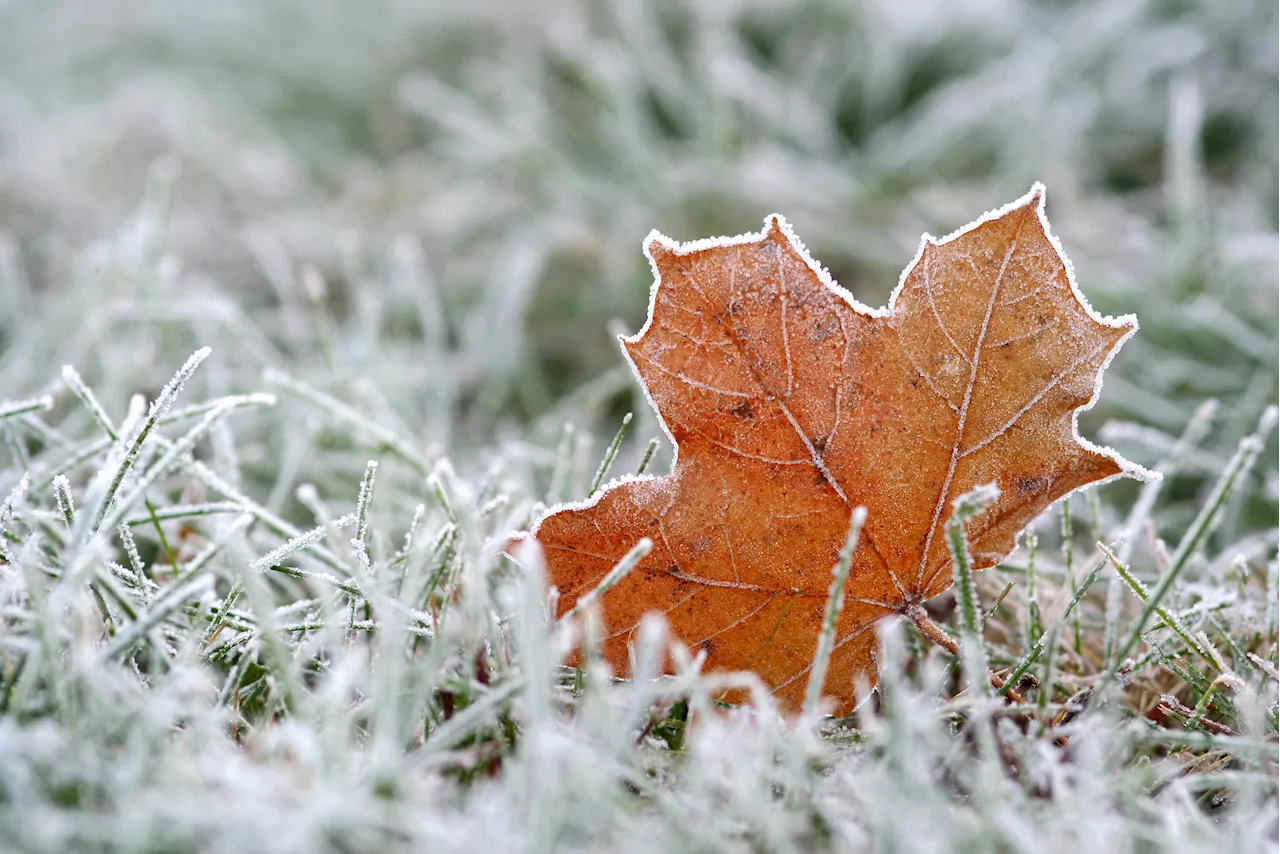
[526,185,1154,715]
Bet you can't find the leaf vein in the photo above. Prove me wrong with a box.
[634,351,753,399]
[924,248,973,366]
[959,339,1109,459]
[912,208,1030,590]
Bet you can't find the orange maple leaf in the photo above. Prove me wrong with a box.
[525,185,1152,715]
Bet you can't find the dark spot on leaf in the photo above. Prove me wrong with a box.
[1014,475,1047,496]
[811,316,838,342]
[729,400,756,421]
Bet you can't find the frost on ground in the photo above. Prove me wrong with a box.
[0,1,1276,852]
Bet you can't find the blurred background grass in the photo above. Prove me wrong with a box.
[0,0,1274,527]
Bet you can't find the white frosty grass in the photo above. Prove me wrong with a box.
[0,0,1275,851]
[0,301,1273,854]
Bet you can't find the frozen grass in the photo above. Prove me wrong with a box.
[0,0,1276,851]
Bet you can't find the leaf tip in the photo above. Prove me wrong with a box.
[643,230,676,269]
[1113,311,1139,334]
[511,535,545,567]
[1122,459,1162,484]
[1025,181,1046,208]
[765,213,789,239]
[501,530,537,560]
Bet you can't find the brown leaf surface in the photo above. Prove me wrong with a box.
[525,185,1149,715]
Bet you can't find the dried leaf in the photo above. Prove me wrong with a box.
[524,185,1153,715]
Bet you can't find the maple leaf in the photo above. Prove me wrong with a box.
[524,185,1153,715]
